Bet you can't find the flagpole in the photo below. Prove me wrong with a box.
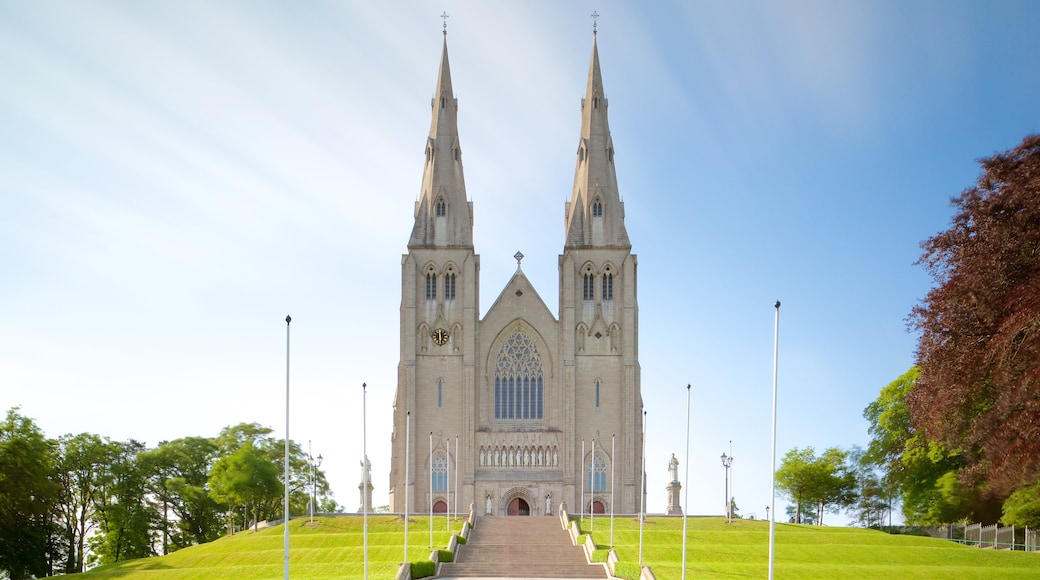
[682,384,691,580]
[610,433,615,547]
[590,438,595,534]
[580,439,586,529]
[454,435,459,523]
[362,383,369,580]
[404,411,410,565]
[429,432,433,550]
[768,300,781,580]
[445,438,450,532]
[639,410,646,567]
[283,315,291,580]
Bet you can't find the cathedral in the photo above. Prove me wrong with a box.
[388,30,643,517]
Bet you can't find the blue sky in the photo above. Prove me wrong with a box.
[2,1,1038,524]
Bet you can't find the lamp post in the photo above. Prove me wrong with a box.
[308,441,323,523]
[283,315,291,580]
[765,505,770,522]
[720,447,734,524]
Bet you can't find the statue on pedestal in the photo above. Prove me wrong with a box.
[666,453,683,515]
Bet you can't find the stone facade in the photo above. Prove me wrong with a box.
[389,33,643,517]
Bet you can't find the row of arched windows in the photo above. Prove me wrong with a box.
[479,445,559,468]
[424,266,457,301]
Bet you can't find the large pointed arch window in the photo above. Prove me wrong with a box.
[602,268,613,301]
[431,453,447,491]
[592,199,603,217]
[494,331,544,420]
[435,198,446,217]
[587,453,607,491]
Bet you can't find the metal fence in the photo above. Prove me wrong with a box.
[890,523,1040,551]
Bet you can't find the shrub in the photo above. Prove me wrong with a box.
[411,560,436,578]
[590,548,608,563]
[436,549,453,562]
[613,561,642,580]
[455,533,467,545]
[575,533,587,546]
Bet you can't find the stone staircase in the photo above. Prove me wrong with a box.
[439,515,605,578]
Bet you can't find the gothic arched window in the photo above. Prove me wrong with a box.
[425,269,437,300]
[494,331,544,420]
[431,453,447,491]
[445,270,456,300]
[592,199,603,217]
[602,268,613,301]
[435,198,446,217]
[583,266,595,302]
[587,453,607,491]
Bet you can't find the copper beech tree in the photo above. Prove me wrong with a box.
[909,134,1040,496]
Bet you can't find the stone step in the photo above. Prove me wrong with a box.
[442,516,605,578]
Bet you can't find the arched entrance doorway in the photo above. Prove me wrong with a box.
[433,500,447,513]
[590,500,605,514]
[507,498,530,516]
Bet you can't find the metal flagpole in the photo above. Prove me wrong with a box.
[580,439,586,529]
[283,315,291,580]
[682,384,691,580]
[769,300,781,580]
[446,438,450,532]
[590,438,595,534]
[639,410,646,567]
[404,411,410,565]
[610,433,616,547]
[429,432,433,550]
[454,435,459,522]
[363,383,369,580]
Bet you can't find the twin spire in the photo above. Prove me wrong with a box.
[410,30,628,250]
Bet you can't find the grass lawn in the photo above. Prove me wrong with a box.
[577,516,1040,579]
[80,515,465,580]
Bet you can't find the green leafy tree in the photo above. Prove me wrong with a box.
[909,134,1040,496]
[863,368,997,524]
[52,432,112,572]
[776,446,856,525]
[1001,480,1040,527]
[0,408,59,580]
[209,441,282,532]
[89,440,157,565]
[142,437,222,551]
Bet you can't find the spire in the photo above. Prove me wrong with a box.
[409,33,473,249]
[564,34,630,249]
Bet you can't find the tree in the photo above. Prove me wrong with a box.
[142,437,222,551]
[1001,480,1040,528]
[775,447,856,525]
[89,440,157,565]
[0,408,58,580]
[209,441,282,532]
[52,432,112,573]
[863,368,996,524]
[909,134,1040,496]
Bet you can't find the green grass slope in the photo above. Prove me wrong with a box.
[80,516,464,580]
[580,516,1040,579]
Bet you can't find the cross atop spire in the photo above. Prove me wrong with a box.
[441,11,449,36]
[591,10,599,35]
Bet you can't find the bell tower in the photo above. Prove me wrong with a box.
[390,31,479,513]
[559,32,642,514]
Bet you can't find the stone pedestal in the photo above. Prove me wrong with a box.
[666,480,683,515]
[357,482,373,513]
